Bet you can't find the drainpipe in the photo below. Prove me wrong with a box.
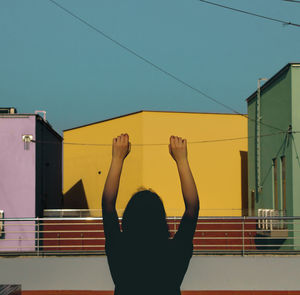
[256,78,267,194]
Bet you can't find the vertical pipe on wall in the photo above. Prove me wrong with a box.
[256,78,268,197]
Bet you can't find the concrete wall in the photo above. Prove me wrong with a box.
[63,111,248,217]
[1,256,300,291]
[36,117,63,217]
[63,112,143,215]
[0,116,36,218]
[142,111,247,216]
[247,66,292,215]
[291,65,300,217]
[0,114,63,251]
[0,115,36,251]
[291,65,300,250]
[247,64,300,250]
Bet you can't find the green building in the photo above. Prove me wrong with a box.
[247,63,300,250]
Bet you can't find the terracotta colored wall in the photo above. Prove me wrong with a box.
[42,219,256,252]
[22,291,300,295]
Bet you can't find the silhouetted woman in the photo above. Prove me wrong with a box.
[102,134,199,295]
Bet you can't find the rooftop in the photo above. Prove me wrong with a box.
[64,110,246,132]
[246,62,300,104]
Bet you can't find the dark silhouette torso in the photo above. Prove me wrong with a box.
[103,212,197,295]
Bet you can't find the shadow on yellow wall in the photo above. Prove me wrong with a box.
[63,179,89,209]
[63,111,248,217]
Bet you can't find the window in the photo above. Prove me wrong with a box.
[273,158,278,210]
[251,190,255,216]
[281,156,286,213]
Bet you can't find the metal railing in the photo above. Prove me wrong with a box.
[1,216,300,256]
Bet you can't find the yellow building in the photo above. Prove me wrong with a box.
[63,111,248,216]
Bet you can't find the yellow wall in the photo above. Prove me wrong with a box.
[63,111,248,216]
[63,113,143,216]
[141,112,247,216]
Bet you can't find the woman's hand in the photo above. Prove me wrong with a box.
[112,133,131,161]
[169,135,188,164]
[102,133,130,214]
[169,135,199,218]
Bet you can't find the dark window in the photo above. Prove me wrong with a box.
[273,158,278,210]
[281,156,286,213]
[251,190,255,216]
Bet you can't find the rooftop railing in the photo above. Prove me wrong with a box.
[0,216,300,256]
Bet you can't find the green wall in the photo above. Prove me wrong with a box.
[291,65,300,249]
[248,67,292,214]
[291,65,300,217]
[248,64,300,250]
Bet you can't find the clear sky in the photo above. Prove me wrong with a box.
[1,0,299,134]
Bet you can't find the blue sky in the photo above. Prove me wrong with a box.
[1,0,299,134]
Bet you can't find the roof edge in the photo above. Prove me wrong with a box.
[246,63,300,104]
[64,110,144,132]
[0,113,62,140]
[64,110,247,132]
[36,115,63,141]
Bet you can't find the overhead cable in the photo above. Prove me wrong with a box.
[31,130,287,147]
[47,0,285,133]
[260,133,289,187]
[47,0,238,113]
[197,0,300,28]
[283,0,300,3]
[291,135,300,168]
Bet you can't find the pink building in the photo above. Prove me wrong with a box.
[0,108,62,252]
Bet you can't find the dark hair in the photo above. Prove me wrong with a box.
[122,189,170,241]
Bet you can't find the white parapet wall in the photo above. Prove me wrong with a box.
[0,255,300,291]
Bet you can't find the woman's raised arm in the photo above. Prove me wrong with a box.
[169,136,199,219]
[102,133,131,214]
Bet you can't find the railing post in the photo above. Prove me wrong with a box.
[37,217,40,257]
[242,216,245,256]
[174,217,176,236]
[81,233,84,251]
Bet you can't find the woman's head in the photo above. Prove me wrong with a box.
[122,189,169,241]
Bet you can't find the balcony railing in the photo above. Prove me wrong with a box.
[0,216,299,256]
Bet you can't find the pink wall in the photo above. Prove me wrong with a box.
[0,115,36,251]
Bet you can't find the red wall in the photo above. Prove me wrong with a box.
[42,218,257,253]
[22,291,300,295]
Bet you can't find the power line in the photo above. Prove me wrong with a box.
[260,133,288,187]
[291,134,300,168]
[259,130,300,186]
[283,0,300,3]
[31,130,286,147]
[47,0,238,113]
[47,0,284,132]
[197,0,300,28]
